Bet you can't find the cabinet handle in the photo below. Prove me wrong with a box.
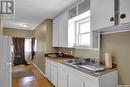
[110,17,114,22]
[120,14,126,19]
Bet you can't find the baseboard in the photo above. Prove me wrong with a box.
[32,63,55,86]
[28,62,34,64]
[32,63,46,77]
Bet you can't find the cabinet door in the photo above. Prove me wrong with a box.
[68,73,84,87]
[53,11,68,47]
[85,82,96,87]
[59,11,68,47]
[53,17,59,47]
[119,0,130,24]
[91,0,115,31]
[58,67,68,87]
[45,61,51,81]
[51,62,58,87]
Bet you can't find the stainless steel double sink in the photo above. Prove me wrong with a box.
[64,58,105,72]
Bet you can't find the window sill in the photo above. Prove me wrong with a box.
[74,45,100,50]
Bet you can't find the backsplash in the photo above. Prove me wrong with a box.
[101,31,130,85]
[56,31,130,85]
[56,47,97,58]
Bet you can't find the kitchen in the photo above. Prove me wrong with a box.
[0,0,130,87]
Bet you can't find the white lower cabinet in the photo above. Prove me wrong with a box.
[45,59,51,81]
[50,61,58,87]
[45,59,118,87]
[58,65,68,87]
[57,63,98,87]
[45,58,58,87]
[68,73,84,87]
[84,81,95,87]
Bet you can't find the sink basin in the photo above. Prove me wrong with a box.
[64,58,105,72]
[64,58,90,65]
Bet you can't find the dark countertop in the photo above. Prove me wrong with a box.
[45,55,117,77]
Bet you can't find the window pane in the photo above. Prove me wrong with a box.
[79,21,90,33]
[69,6,77,19]
[78,0,90,15]
[25,39,31,52]
[79,33,90,46]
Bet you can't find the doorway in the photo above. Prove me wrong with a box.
[13,37,35,66]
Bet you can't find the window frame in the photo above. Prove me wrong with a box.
[24,38,32,52]
[75,15,91,47]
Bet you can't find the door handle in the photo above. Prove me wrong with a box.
[110,17,114,22]
[120,14,126,19]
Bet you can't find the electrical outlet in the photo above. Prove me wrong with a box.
[70,50,73,55]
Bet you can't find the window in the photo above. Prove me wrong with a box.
[75,11,90,47]
[25,39,31,52]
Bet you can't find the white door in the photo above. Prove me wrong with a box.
[68,73,84,87]
[119,0,130,24]
[0,36,12,87]
[91,0,115,31]
[45,59,51,81]
[51,62,58,87]
[58,67,68,87]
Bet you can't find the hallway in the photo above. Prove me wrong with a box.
[12,65,54,87]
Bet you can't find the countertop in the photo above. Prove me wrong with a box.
[45,55,117,77]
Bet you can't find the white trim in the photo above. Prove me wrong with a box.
[101,30,130,35]
[74,45,100,50]
[75,13,91,47]
[28,62,34,64]
[32,63,54,86]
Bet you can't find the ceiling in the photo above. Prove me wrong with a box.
[3,0,80,30]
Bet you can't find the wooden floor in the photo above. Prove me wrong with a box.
[12,64,54,87]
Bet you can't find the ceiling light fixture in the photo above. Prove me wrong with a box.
[20,23,30,28]
[23,24,29,28]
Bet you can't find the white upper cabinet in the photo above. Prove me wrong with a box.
[58,11,68,47]
[53,17,59,47]
[91,0,115,31]
[91,0,130,31]
[53,11,75,48]
[53,0,130,48]
[53,0,92,48]
[119,0,130,24]
[53,11,69,47]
